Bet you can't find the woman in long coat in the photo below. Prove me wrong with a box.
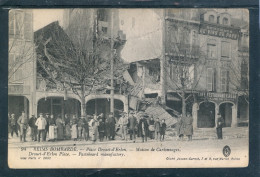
[183,114,193,141]
[64,114,71,140]
[90,115,99,143]
[176,114,185,140]
[56,116,64,140]
[71,115,78,141]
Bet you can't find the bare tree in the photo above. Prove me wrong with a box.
[35,20,126,119]
[8,10,34,83]
[165,20,207,116]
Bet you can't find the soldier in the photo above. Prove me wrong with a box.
[17,111,29,142]
[216,113,224,139]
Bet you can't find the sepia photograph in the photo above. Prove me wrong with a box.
[8,8,249,168]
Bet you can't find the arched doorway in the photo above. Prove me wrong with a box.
[198,102,215,128]
[86,98,124,118]
[37,97,81,118]
[219,102,233,127]
[8,95,29,117]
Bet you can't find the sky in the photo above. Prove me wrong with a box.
[33,9,64,31]
[32,8,249,32]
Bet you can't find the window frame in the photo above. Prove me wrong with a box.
[221,41,231,58]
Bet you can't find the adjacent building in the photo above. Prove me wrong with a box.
[8,9,35,118]
[120,9,249,128]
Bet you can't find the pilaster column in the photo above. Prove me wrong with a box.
[192,102,199,129]
[215,104,219,128]
[231,105,238,127]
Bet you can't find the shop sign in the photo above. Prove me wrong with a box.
[198,92,237,101]
[199,23,240,40]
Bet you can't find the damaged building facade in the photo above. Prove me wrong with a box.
[120,9,249,128]
[8,9,249,129]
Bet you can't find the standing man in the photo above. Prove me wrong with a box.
[28,115,37,141]
[44,113,50,141]
[107,112,116,140]
[160,119,167,141]
[154,118,161,141]
[35,113,47,142]
[148,116,155,139]
[138,114,149,143]
[216,113,224,139]
[17,111,29,142]
[10,113,19,138]
[128,111,137,143]
[118,112,129,141]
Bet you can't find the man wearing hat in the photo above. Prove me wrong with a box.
[216,113,224,139]
[17,111,29,142]
[43,113,50,141]
[128,111,137,142]
[10,113,18,138]
[35,113,47,142]
[107,112,116,140]
[28,114,37,141]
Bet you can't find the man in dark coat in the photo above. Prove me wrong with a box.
[148,116,155,139]
[10,113,18,138]
[216,113,224,139]
[128,111,137,142]
[138,114,149,142]
[160,119,166,141]
[44,113,50,141]
[79,116,89,141]
[183,113,193,141]
[98,119,105,142]
[28,115,37,141]
[107,112,116,140]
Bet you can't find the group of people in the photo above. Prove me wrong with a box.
[8,110,167,143]
[117,111,167,143]
[176,112,225,141]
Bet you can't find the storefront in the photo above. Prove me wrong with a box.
[193,92,238,128]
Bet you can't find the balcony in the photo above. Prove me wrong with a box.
[166,43,200,61]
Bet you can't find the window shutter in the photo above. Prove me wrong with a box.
[213,68,217,91]
[24,12,32,40]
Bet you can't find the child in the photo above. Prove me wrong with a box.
[160,119,166,141]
